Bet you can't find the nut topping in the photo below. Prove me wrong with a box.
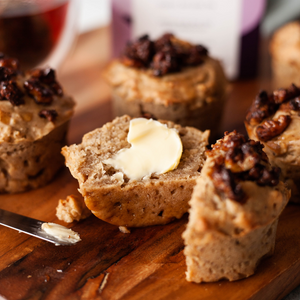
[256,114,291,142]
[38,109,58,122]
[24,79,53,104]
[207,131,281,203]
[122,35,155,68]
[122,33,208,76]
[24,68,63,103]
[0,80,24,106]
[246,84,300,126]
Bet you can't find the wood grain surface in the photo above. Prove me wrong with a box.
[0,27,299,300]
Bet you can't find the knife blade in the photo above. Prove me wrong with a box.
[0,208,80,246]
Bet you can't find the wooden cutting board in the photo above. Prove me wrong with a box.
[0,99,299,300]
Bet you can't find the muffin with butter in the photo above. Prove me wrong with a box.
[183,131,290,283]
[104,34,228,139]
[0,54,75,193]
[245,84,300,202]
[62,115,209,227]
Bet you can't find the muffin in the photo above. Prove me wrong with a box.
[245,84,300,202]
[0,54,75,193]
[182,131,290,283]
[104,34,228,139]
[62,115,209,227]
[270,21,300,88]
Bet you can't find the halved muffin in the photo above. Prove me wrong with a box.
[62,115,209,227]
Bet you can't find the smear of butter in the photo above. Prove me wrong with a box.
[103,118,183,180]
[41,222,81,244]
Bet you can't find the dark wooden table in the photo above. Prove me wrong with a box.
[0,27,299,300]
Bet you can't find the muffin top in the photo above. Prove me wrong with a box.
[0,54,75,143]
[245,83,300,142]
[105,34,227,106]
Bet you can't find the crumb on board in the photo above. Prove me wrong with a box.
[56,194,91,223]
[119,226,130,234]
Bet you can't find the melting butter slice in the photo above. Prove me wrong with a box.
[103,118,183,180]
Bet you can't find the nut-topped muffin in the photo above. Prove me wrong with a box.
[104,34,228,139]
[183,131,290,283]
[0,54,75,193]
[245,84,300,202]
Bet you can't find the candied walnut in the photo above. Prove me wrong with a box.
[121,34,208,76]
[288,97,300,111]
[0,66,17,81]
[0,80,24,106]
[256,114,291,142]
[208,131,281,202]
[257,167,280,186]
[24,78,53,104]
[122,35,155,68]
[154,33,174,51]
[246,91,277,125]
[273,83,300,104]
[224,140,266,173]
[0,57,19,71]
[151,44,181,76]
[184,45,207,66]
[211,162,246,203]
[27,68,63,96]
[38,109,57,122]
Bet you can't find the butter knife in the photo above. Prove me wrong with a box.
[0,208,81,246]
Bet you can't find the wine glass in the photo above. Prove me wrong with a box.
[0,0,78,70]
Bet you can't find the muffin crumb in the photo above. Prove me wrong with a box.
[56,194,91,223]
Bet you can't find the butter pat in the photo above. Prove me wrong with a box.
[103,118,183,180]
[41,222,81,244]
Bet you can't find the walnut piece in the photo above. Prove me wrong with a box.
[256,114,291,142]
[246,84,300,126]
[56,195,91,223]
[0,80,24,106]
[38,109,57,122]
[121,33,208,76]
[207,131,281,203]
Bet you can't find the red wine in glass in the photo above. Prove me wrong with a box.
[0,0,70,70]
